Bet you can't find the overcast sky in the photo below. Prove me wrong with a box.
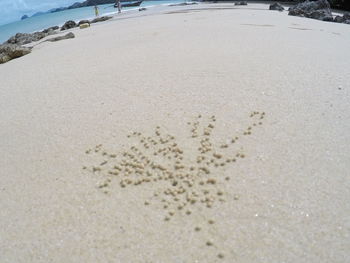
[0,0,81,25]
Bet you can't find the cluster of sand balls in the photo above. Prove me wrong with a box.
[83,112,265,259]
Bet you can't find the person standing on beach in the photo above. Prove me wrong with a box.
[116,0,121,13]
[94,5,99,17]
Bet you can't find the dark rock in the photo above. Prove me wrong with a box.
[343,13,350,20]
[334,12,350,23]
[139,7,147,11]
[45,32,75,42]
[78,19,91,26]
[0,44,31,64]
[269,3,284,11]
[21,15,29,20]
[90,16,112,23]
[334,15,343,22]
[288,0,333,22]
[235,1,247,6]
[60,20,77,31]
[309,10,332,20]
[320,13,334,21]
[6,32,49,45]
[42,26,59,34]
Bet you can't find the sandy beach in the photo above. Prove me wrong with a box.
[0,3,350,262]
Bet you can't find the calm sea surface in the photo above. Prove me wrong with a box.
[0,0,185,43]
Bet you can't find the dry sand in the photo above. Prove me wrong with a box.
[0,3,350,262]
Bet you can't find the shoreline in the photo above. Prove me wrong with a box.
[0,1,186,44]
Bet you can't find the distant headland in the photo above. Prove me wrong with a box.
[21,0,117,19]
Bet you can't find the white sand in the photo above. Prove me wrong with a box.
[0,3,350,262]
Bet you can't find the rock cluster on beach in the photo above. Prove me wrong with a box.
[4,16,112,46]
[60,16,112,31]
[288,0,333,21]
[6,28,57,45]
[0,25,61,63]
[1,15,113,64]
[0,44,31,64]
[334,12,350,24]
[288,0,350,24]
[84,112,266,259]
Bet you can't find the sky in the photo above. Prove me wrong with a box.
[0,0,81,25]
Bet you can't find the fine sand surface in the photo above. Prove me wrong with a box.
[0,3,350,262]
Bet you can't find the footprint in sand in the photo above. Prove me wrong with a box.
[289,27,312,31]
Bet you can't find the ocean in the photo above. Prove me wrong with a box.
[0,0,185,43]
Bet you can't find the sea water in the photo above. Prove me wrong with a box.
[0,0,186,43]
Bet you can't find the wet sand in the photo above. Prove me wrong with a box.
[0,3,349,262]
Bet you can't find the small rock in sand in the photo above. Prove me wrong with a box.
[80,23,90,29]
[269,3,284,12]
[78,19,90,26]
[45,32,75,42]
[90,16,113,24]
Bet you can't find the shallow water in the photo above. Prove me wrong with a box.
[0,0,185,43]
